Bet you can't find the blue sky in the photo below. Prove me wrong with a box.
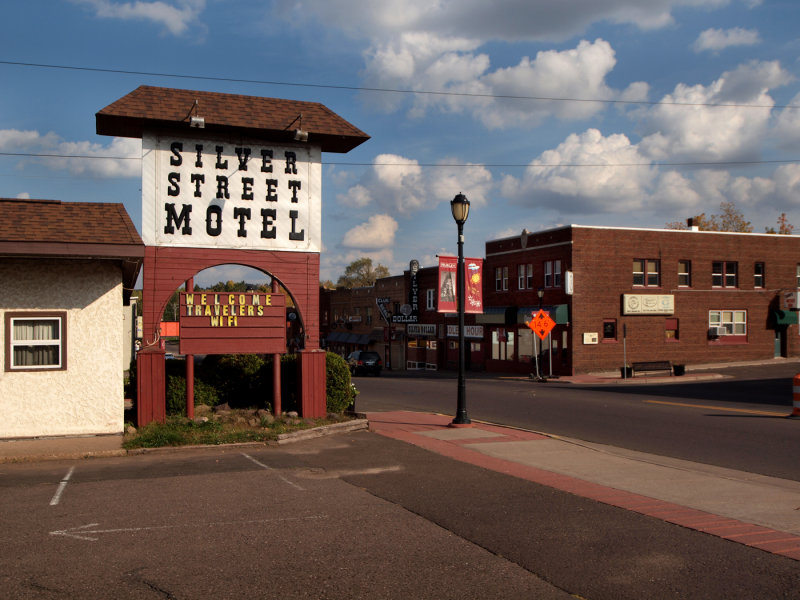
[2,0,800,285]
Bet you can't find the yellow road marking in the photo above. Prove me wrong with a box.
[643,399,786,417]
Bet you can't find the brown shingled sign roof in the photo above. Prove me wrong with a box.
[96,85,370,153]
[0,198,144,301]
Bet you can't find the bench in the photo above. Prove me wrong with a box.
[631,361,672,376]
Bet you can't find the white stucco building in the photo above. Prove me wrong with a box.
[0,199,143,438]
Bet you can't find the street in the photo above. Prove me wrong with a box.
[353,361,800,481]
[1,361,799,598]
[1,429,798,599]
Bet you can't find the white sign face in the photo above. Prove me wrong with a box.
[622,294,675,315]
[446,325,484,338]
[407,324,436,337]
[783,291,799,310]
[142,134,321,251]
[583,332,598,344]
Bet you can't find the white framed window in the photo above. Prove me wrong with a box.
[495,267,503,291]
[633,259,660,287]
[544,260,562,288]
[553,260,562,287]
[426,288,435,310]
[709,310,746,336]
[526,264,533,289]
[712,261,738,288]
[678,260,691,287]
[491,329,515,360]
[6,312,67,371]
[517,264,525,290]
[754,263,765,289]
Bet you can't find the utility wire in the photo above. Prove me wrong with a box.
[2,151,798,169]
[1,59,798,110]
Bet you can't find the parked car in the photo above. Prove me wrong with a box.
[346,350,382,376]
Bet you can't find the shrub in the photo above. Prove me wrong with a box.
[326,351,354,413]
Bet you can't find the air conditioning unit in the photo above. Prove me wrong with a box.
[708,326,726,338]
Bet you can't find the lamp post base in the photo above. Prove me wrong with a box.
[448,420,474,428]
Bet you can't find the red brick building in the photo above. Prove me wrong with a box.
[321,265,485,372]
[482,225,800,376]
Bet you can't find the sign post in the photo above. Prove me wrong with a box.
[527,309,556,380]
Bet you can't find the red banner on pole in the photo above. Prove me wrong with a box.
[438,256,483,314]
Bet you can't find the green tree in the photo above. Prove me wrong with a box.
[336,257,390,288]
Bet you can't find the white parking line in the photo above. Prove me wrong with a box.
[50,466,75,506]
[241,453,305,491]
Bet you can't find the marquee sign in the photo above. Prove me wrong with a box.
[142,134,321,252]
[178,291,286,354]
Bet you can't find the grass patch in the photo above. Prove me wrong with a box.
[123,411,347,450]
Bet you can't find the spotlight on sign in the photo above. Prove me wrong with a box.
[190,116,205,128]
[294,128,308,142]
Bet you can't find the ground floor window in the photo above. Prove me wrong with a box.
[709,310,746,336]
[5,312,67,371]
[491,329,515,360]
[602,319,617,342]
[665,318,679,342]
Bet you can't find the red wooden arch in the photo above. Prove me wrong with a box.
[137,245,325,424]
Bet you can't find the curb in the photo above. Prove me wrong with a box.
[1,419,371,462]
[275,419,369,444]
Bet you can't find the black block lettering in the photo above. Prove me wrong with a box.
[289,210,304,241]
[233,207,251,237]
[288,180,301,202]
[194,144,203,168]
[164,203,192,235]
[284,151,297,174]
[190,173,204,198]
[215,146,228,169]
[260,149,273,173]
[216,176,229,199]
[169,142,183,166]
[206,205,222,236]
[260,208,277,239]
[241,177,254,200]
[167,172,180,196]
[265,179,278,202]
[235,147,251,171]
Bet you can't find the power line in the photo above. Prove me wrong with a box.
[2,151,799,169]
[1,59,798,110]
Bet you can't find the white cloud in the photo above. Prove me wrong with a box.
[0,130,141,178]
[773,92,800,150]
[275,0,728,43]
[72,0,204,35]
[637,60,791,162]
[342,214,399,248]
[339,154,493,215]
[363,38,647,129]
[501,128,657,213]
[693,27,760,53]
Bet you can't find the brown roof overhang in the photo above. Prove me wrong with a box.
[96,85,370,153]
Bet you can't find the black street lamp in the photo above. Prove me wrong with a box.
[450,192,471,426]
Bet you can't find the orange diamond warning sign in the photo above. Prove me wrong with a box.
[527,309,556,340]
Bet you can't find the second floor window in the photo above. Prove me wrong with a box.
[678,260,691,287]
[633,259,660,287]
[517,264,526,290]
[426,288,435,310]
[712,261,738,288]
[754,263,765,289]
[544,260,561,288]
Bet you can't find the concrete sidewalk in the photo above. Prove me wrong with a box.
[367,410,800,562]
[0,434,126,463]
